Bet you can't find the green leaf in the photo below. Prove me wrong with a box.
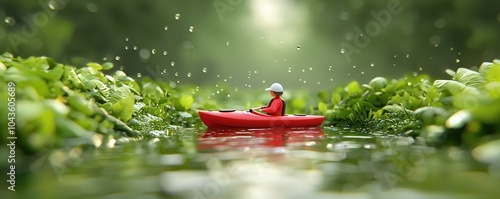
[369,77,387,91]
[68,93,95,116]
[112,93,135,121]
[47,64,64,80]
[0,60,6,72]
[179,94,194,110]
[454,68,486,88]
[87,62,103,70]
[345,81,362,96]
[433,80,466,95]
[102,62,114,70]
[318,101,327,113]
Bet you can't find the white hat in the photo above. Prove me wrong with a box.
[265,83,284,92]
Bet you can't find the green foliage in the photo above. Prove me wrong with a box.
[321,59,500,148]
[0,53,213,156]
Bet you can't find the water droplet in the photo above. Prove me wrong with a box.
[133,46,138,50]
[125,46,128,50]
[353,65,356,69]
[309,67,313,71]
[217,75,220,78]
[226,41,230,46]
[187,73,192,77]
[262,80,266,83]
[329,65,333,70]
[370,63,374,67]
[450,47,454,51]
[125,38,129,42]
[302,69,305,72]
[163,51,168,55]
[171,62,175,66]
[419,67,423,71]
[303,80,307,83]
[152,49,156,54]
[224,79,227,82]
[394,54,397,58]
[234,88,238,92]
[139,49,150,60]
[4,17,15,25]
[137,73,142,78]
[189,26,194,32]
[361,71,365,75]
[297,45,301,50]
[227,95,231,98]
[175,13,181,20]
[456,59,460,63]
[115,56,120,61]
[283,58,287,61]
[406,54,410,58]
[216,91,220,94]
[48,1,57,10]
[164,26,168,31]
[103,57,108,61]
[340,48,345,54]
[229,76,232,79]
[254,71,257,74]
[330,78,333,81]
[175,72,178,76]
[216,84,219,87]
[413,72,418,76]
[202,67,207,73]
[260,36,264,39]
[161,69,167,74]
[317,82,321,85]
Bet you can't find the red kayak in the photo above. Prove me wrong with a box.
[198,109,325,129]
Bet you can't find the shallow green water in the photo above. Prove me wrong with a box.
[4,127,500,199]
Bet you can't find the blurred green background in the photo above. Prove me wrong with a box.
[1,0,499,93]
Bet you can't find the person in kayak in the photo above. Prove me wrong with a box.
[250,83,286,116]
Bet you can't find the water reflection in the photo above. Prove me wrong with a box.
[198,127,325,152]
[5,127,500,199]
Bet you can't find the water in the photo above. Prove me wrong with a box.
[5,127,499,199]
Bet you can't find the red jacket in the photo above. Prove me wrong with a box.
[262,96,286,116]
